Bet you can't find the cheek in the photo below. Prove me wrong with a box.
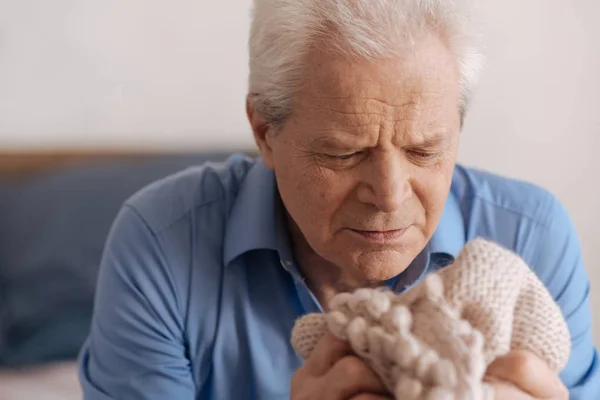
[278,159,354,233]
[412,164,454,230]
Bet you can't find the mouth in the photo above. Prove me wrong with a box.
[349,227,409,243]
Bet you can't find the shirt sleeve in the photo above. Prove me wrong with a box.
[78,204,194,400]
[531,196,600,398]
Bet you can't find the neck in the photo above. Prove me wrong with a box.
[286,216,382,311]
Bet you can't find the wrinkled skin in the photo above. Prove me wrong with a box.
[248,33,567,400]
[250,34,460,304]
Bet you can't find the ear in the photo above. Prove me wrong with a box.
[246,96,276,169]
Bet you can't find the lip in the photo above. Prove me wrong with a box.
[349,227,409,243]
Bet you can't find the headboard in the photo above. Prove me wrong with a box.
[0,149,257,181]
[0,151,153,179]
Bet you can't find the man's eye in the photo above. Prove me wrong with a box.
[327,152,361,160]
[409,150,437,159]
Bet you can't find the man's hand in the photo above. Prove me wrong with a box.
[290,332,392,400]
[485,350,569,400]
[292,337,568,400]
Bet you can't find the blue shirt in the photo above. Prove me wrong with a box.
[78,154,600,399]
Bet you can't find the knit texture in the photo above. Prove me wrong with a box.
[290,238,571,399]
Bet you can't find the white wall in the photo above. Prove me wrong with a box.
[459,0,600,344]
[0,0,254,150]
[1,1,599,342]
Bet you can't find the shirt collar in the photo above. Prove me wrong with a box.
[223,159,466,268]
[223,159,293,266]
[427,186,466,260]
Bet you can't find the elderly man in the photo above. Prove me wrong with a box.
[78,0,599,399]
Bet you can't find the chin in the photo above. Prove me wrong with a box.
[350,249,416,283]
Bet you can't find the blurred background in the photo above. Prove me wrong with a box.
[0,0,598,398]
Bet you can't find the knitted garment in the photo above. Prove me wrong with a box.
[290,238,571,400]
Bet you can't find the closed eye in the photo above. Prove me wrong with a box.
[406,149,443,165]
[326,152,362,160]
[409,150,436,159]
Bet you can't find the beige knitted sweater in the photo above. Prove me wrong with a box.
[291,238,571,399]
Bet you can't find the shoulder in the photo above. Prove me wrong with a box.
[123,153,256,234]
[92,154,258,333]
[451,165,578,273]
[99,153,258,296]
[451,164,562,229]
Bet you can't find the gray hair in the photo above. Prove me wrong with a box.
[248,0,486,127]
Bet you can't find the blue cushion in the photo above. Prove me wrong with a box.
[0,153,235,366]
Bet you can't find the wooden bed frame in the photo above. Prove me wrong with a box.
[0,151,160,178]
[0,149,255,179]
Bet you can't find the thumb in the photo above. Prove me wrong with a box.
[291,313,328,360]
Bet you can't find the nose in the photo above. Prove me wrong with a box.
[356,151,411,213]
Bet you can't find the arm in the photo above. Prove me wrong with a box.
[78,205,194,399]
[531,196,600,398]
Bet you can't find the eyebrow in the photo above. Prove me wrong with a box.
[307,131,371,149]
[409,132,451,148]
[307,127,453,150]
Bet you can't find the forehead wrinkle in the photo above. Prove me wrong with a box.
[310,97,420,129]
[300,98,385,133]
[304,100,417,149]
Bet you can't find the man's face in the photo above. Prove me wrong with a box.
[254,35,461,283]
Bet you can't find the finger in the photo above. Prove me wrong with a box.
[305,331,353,376]
[488,378,534,400]
[325,355,389,399]
[485,350,568,398]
